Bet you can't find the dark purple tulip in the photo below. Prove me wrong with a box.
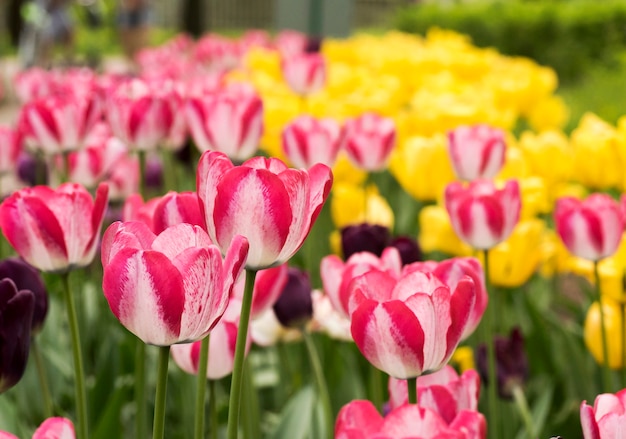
[477,327,528,400]
[17,152,48,186]
[0,258,48,333]
[145,155,163,190]
[0,278,35,394]
[390,235,422,266]
[273,268,313,328]
[341,223,390,260]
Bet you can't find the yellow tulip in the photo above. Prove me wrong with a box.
[418,205,473,256]
[526,95,569,132]
[482,219,545,288]
[330,183,394,229]
[389,134,456,202]
[584,298,626,369]
[518,130,572,189]
[451,346,476,373]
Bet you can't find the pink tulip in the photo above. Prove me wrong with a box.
[122,194,161,230]
[0,183,109,272]
[68,123,128,189]
[406,258,487,340]
[281,52,326,96]
[0,417,76,439]
[349,268,475,379]
[18,90,101,155]
[335,400,485,439]
[388,366,480,420]
[274,30,309,57]
[13,68,56,103]
[105,78,186,151]
[281,115,343,168]
[106,154,139,202]
[197,151,333,270]
[232,264,289,319]
[321,247,403,319]
[186,84,263,161]
[152,191,205,234]
[171,297,251,380]
[444,179,521,250]
[194,34,243,71]
[101,222,248,345]
[0,126,22,175]
[581,389,626,439]
[555,194,623,261]
[343,112,396,172]
[447,124,506,181]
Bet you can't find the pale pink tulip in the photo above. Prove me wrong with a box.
[444,179,521,250]
[197,151,332,269]
[0,126,22,175]
[343,113,396,172]
[101,222,248,345]
[186,84,263,161]
[0,183,109,272]
[447,124,506,181]
[581,389,626,439]
[281,115,343,168]
[281,52,326,96]
[555,194,623,261]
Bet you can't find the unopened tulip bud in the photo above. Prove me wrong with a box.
[389,236,421,265]
[0,258,48,333]
[341,223,390,259]
[273,268,313,328]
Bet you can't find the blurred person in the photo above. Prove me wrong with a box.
[117,0,152,61]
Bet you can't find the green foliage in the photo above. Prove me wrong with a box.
[394,0,626,83]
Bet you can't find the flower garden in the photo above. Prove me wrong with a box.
[1,18,626,439]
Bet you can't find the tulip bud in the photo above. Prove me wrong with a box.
[281,52,326,96]
[0,279,35,394]
[17,152,48,187]
[273,268,313,328]
[389,236,421,266]
[341,223,390,260]
[447,124,506,182]
[0,258,48,333]
[477,327,528,400]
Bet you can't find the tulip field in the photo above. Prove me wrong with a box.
[2,27,626,439]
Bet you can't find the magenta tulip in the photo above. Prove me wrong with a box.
[343,112,396,172]
[444,179,521,250]
[581,389,626,439]
[447,124,506,181]
[555,194,623,261]
[349,268,475,379]
[101,222,248,345]
[321,247,403,319]
[171,298,251,380]
[406,258,487,340]
[197,151,332,270]
[335,400,484,439]
[0,417,75,439]
[0,126,22,175]
[281,52,326,96]
[186,84,263,161]
[152,191,205,234]
[281,115,343,169]
[0,183,109,273]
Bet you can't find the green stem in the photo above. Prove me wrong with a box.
[407,377,417,405]
[209,379,218,439]
[61,272,88,439]
[483,249,499,439]
[138,150,147,199]
[368,365,383,412]
[161,149,178,193]
[152,346,171,439]
[31,336,54,418]
[511,385,534,439]
[135,341,147,439]
[303,331,333,439]
[242,360,260,439]
[194,335,210,439]
[226,269,257,439]
[595,261,613,392]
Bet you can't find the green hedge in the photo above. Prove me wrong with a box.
[394,0,626,83]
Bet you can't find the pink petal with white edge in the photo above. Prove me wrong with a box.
[196,151,235,243]
[103,248,185,345]
[581,401,601,439]
[32,417,75,439]
[380,405,463,439]
[101,221,156,266]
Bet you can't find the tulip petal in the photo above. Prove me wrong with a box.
[32,417,75,439]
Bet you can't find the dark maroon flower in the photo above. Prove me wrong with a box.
[0,278,35,394]
[390,235,422,266]
[17,152,48,186]
[0,258,48,333]
[341,223,390,260]
[273,267,313,328]
[477,327,528,399]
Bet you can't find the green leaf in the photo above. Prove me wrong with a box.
[270,386,316,439]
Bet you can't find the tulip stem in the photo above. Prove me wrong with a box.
[153,346,170,439]
[31,336,54,418]
[407,377,418,405]
[209,379,218,439]
[162,149,178,193]
[226,269,257,439]
[511,385,534,439]
[194,335,210,439]
[483,249,499,439]
[303,330,333,439]
[138,150,147,198]
[368,365,384,412]
[61,272,88,439]
[135,341,147,439]
[594,261,613,392]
